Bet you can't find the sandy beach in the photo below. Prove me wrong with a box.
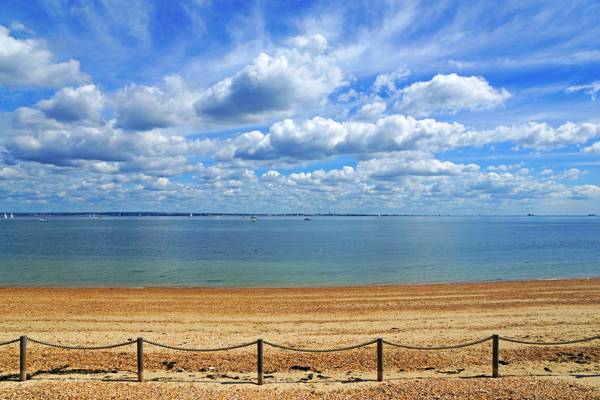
[0,278,599,399]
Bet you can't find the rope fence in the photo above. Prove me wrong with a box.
[499,335,600,346]
[27,337,135,350]
[263,339,378,352]
[0,334,598,384]
[144,339,258,352]
[382,335,493,350]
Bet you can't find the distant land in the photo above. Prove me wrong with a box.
[1,212,598,217]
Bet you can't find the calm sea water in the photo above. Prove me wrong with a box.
[0,216,598,287]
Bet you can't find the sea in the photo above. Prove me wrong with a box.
[0,215,598,287]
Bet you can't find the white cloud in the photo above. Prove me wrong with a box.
[584,141,600,153]
[490,121,600,149]
[9,21,33,34]
[36,85,104,123]
[6,116,213,168]
[353,101,387,121]
[571,185,600,199]
[194,34,344,123]
[107,36,344,131]
[0,166,22,179]
[557,168,582,180]
[357,158,480,179]
[217,115,469,160]
[253,158,600,213]
[0,25,87,88]
[114,75,197,131]
[216,115,600,162]
[143,177,171,191]
[371,67,410,94]
[398,73,511,116]
[290,34,328,53]
[566,81,600,101]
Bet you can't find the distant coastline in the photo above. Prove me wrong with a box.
[1,212,599,217]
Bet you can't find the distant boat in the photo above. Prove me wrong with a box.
[3,213,7,219]
[249,216,257,222]
[527,213,535,217]
[39,217,48,223]
[304,217,311,221]
[189,213,193,218]
[10,213,14,219]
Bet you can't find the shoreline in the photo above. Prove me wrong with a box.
[1,276,598,290]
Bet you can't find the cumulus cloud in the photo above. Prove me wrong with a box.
[571,184,600,199]
[566,81,600,101]
[108,36,344,130]
[353,101,387,121]
[398,73,511,116]
[357,158,479,179]
[143,177,171,191]
[584,141,600,153]
[194,34,344,123]
[36,85,104,123]
[114,75,197,131]
[217,114,600,162]
[0,166,22,179]
[6,115,213,168]
[0,25,87,88]
[490,121,600,149]
[557,168,582,180]
[216,115,470,160]
[256,158,600,212]
[371,67,410,94]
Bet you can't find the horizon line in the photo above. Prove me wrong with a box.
[1,212,598,217]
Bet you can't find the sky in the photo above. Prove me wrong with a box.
[0,0,599,214]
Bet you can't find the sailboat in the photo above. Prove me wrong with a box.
[189,213,193,218]
[10,213,14,219]
[3,213,7,219]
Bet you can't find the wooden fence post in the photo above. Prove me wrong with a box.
[377,338,384,381]
[492,334,499,378]
[137,337,144,382]
[19,336,27,382]
[257,339,264,385]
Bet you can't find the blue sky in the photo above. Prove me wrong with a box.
[0,0,599,214]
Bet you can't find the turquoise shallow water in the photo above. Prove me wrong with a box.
[0,216,598,287]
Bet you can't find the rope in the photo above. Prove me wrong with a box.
[144,339,257,352]
[500,335,600,345]
[383,336,493,350]
[8,334,599,352]
[0,338,19,347]
[264,339,377,352]
[28,337,135,350]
